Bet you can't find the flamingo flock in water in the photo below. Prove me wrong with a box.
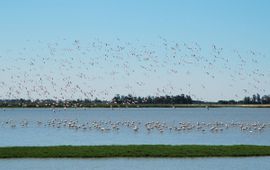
[1,118,269,134]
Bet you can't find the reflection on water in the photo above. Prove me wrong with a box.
[0,157,270,170]
[0,108,270,146]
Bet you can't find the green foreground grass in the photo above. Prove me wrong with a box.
[1,145,270,158]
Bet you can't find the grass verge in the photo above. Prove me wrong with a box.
[1,145,270,158]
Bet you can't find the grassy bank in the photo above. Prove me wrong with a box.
[1,145,270,158]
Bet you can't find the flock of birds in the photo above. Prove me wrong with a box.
[1,118,269,134]
[0,37,269,101]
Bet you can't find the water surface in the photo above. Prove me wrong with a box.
[1,157,269,170]
[0,108,269,146]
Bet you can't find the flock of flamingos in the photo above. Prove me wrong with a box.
[1,116,269,135]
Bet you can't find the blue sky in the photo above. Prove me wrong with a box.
[0,0,270,101]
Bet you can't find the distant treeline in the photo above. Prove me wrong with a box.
[218,94,270,104]
[0,94,270,107]
[0,99,102,108]
[0,94,193,107]
[112,94,192,104]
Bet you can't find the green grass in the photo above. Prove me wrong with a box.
[1,145,270,158]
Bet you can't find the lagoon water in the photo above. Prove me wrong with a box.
[1,157,270,170]
[0,108,270,146]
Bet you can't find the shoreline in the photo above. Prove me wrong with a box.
[1,145,270,158]
[0,104,270,108]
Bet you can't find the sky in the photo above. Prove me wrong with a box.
[0,0,270,101]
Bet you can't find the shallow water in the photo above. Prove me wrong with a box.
[0,157,270,170]
[0,108,270,146]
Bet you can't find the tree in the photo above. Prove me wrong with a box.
[262,95,270,104]
[252,95,257,104]
[243,97,251,104]
[256,94,261,104]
